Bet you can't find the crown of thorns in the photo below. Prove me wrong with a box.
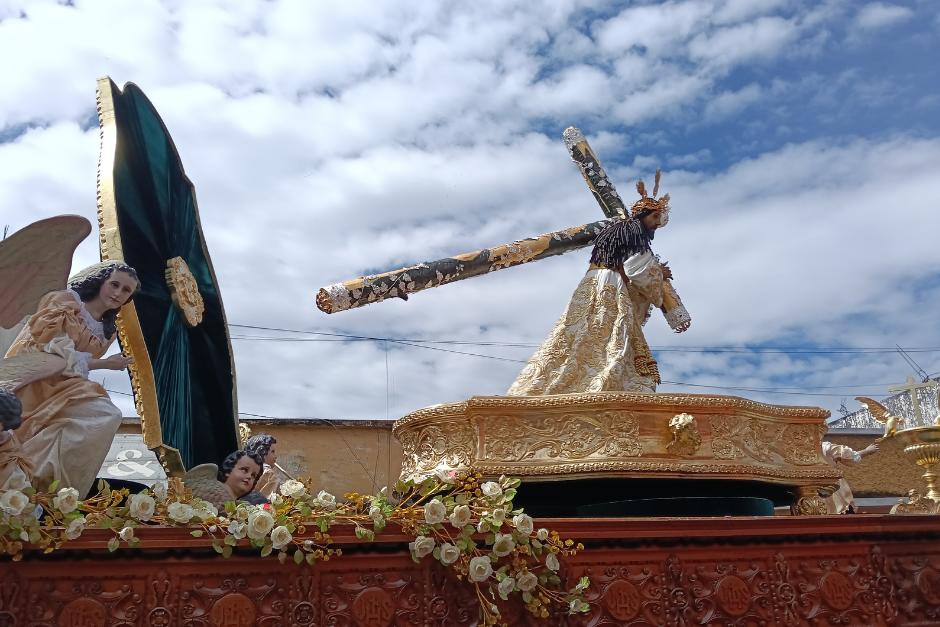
[630,169,670,226]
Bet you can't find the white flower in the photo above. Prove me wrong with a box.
[279,479,306,498]
[167,502,194,524]
[492,532,515,557]
[477,519,487,533]
[409,535,435,559]
[209,525,218,533]
[512,513,534,536]
[435,468,457,484]
[545,551,560,572]
[517,571,538,592]
[128,493,155,522]
[192,500,218,521]
[498,576,516,599]
[369,505,384,525]
[303,539,313,549]
[315,490,336,510]
[481,481,502,498]
[439,542,460,565]
[449,504,471,529]
[270,494,283,507]
[19,530,28,542]
[118,526,134,542]
[228,520,247,540]
[491,508,506,526]
[151,482,167,500]
[0,489,30,515]
[423,499,446,525]
[246,509,275,540]
[64,516,86,540]
[270,525,293,550]
[53,487,80,514]
[5,473,28,491]
[468,555,493,582]
[536,528,549,541]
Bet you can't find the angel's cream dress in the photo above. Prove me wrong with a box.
[508,250,664,395]
[4,290,123,496]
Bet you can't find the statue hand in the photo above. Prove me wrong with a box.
[101,354,134,371]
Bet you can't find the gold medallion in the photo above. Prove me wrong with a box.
[164,256,205,327]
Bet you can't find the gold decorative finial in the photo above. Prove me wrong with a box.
[238,421,252,447]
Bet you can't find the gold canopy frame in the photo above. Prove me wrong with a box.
[95,77,185,476]
[95,76,240,476]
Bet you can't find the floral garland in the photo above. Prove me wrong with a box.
[0,472,589,625]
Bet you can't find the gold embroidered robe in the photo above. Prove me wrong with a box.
[509,251,664,395]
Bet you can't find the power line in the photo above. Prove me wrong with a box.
[228,324,940,354]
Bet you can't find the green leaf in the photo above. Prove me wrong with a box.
[305,553,316,565]
[190,530,204,538]
[260,542,273,557]
[48,480,60,492]
[318,519,329,533]
[354,526,375,542]
[502,488,517,503]
[212,540,224,554]
[222,545,233,558]
[107,536,120,552]
[224,535,237,546]
[293,549,304,565]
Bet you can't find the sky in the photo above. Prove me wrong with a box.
[1,0,939,423]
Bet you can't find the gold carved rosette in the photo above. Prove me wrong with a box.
[393,393,840,512]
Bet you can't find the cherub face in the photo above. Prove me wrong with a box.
[225,455,261,497]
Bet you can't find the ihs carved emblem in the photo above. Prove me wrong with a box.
[165,256,204,327]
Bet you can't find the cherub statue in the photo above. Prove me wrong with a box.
[855,396,903,437]
[182,449,265,510]
[1,216,139,496]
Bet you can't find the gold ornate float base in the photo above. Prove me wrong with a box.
[393,393,840,514]
[890,425,940,514]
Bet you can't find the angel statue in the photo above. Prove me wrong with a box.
[855,396,903,437]
[182,449,265,510]
[508,171,676,395]
[1,216,139,497]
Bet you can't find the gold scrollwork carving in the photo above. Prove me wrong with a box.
[399,421,474,481]
[479,410,642,461]
[165,256,205,327]
[781,424,825,466]
[710,415,784,462]
[790,485,829,515]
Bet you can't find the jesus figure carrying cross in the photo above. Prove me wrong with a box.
[507,170,674,395]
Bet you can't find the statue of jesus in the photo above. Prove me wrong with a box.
[508,173,674,395]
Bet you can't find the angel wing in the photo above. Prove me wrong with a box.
[855,396,891,423]
[0,215,92,329]
[183,463,234,509]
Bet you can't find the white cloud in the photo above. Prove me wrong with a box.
[853,3,914,31]
[1,0,938,424]
[704,83,764,121]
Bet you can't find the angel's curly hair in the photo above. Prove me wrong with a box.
[218,449,265,492]
[68,262,140,339]
[0,389,22,431]
[245,434,277,461]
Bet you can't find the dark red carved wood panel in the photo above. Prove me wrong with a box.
[1,515,939,626]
